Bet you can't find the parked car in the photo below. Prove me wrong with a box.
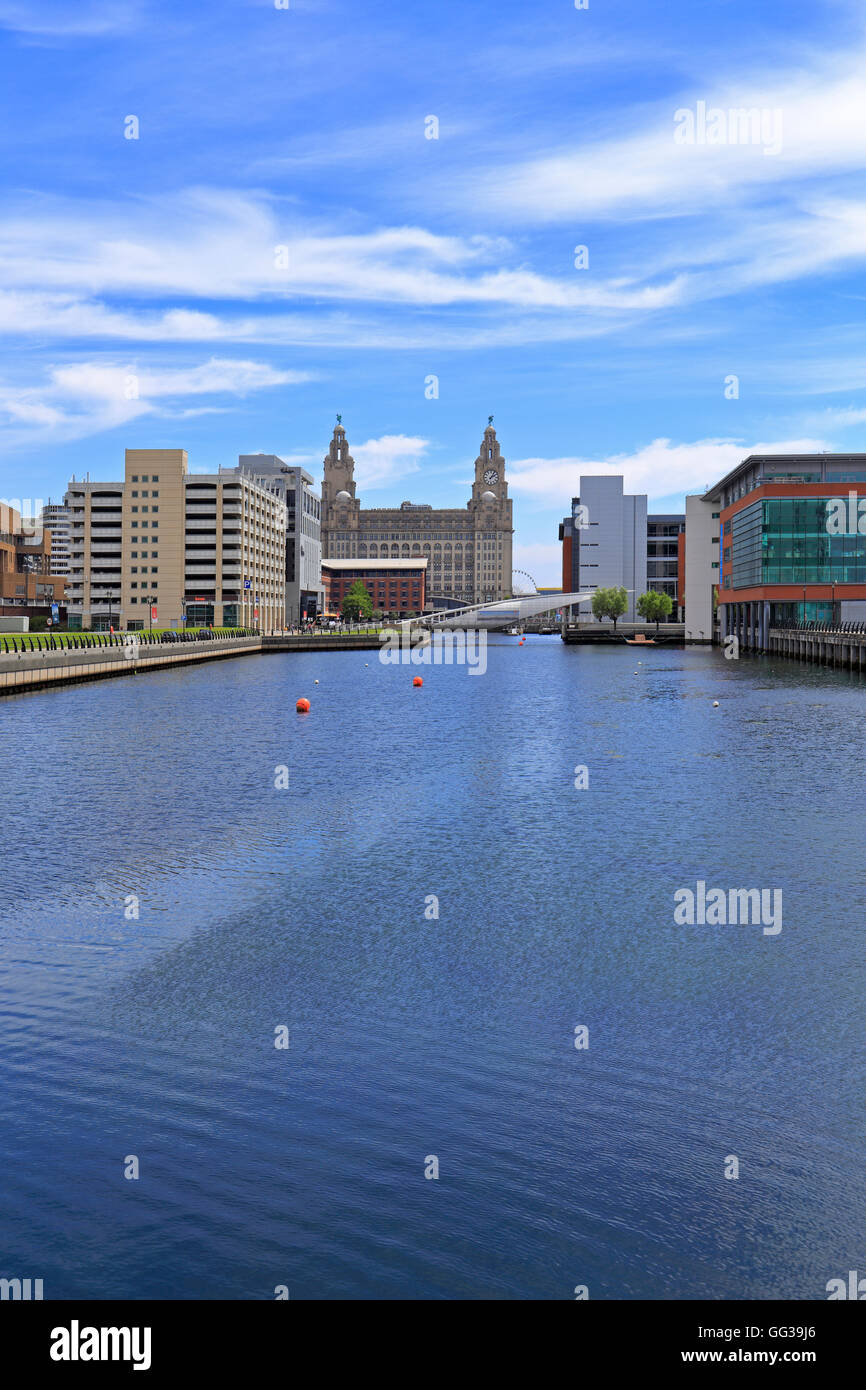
[160,631,179,643]
[196,629,215,641]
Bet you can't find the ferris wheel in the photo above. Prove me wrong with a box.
[511,568,538,595]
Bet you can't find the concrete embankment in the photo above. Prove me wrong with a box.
[561,622,686,644]
[0,636,263,696]
[0,633,384,697]
[767,627,866,671]
[261,635,381,653]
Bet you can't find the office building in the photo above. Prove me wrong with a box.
[66,450,285,631]
[682,495,720,642]
[647,513,685,619]
[41,500,71,575]
[322,557,427,617]
[559,477,648,620]
[706,452,866,650]
[239,455,324,624]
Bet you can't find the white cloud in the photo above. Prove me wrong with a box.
[473,57,866,223]
[509,436,831,506]
[352,435,430,489]
[807,405,866,428]
[0,356,307,446]
[5,175,866,357]
[0,1,142,37]
[50,359,307,400]
[0,189,683,324]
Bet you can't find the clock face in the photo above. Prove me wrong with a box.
[483,469,499,485]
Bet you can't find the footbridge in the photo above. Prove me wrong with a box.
[414,592,593,631]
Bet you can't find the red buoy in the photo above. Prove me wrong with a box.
[413,676,423,687]
[296,697,311,712]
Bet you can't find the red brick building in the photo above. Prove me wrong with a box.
[322,558,427,617]
[0,504,66,621]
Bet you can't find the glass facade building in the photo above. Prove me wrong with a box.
[705,454,866,650]
[730,497,866,588]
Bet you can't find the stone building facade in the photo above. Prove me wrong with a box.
[320,420,513,605]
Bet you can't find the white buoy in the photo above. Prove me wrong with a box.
[712,700,719,707]
[315,679,319,684]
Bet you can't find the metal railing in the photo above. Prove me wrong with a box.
[0,627,260,654]
[788,621,866,636]
[275,625,383,637]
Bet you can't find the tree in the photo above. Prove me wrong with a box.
[591,585,628,630]
[341,580,373,622]
[637,589,673,631]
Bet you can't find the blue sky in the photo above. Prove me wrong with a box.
[2,0,866,581]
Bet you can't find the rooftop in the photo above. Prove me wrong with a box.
[323,557,428,571]
[703,452,866,502]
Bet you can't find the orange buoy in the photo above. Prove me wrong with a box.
[413,676,423,687]
[296,697,311,712]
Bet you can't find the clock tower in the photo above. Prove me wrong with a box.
[321,418,359,558]
[469,419,513,603]
[470,419,508,505]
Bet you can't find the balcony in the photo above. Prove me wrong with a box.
[186,519,218,531]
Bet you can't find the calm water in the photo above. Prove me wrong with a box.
[0,639,863,1300]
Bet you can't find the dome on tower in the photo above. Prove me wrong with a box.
[335,489,351,502]
[481,489,496,501]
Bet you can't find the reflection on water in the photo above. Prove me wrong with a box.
[0,642,862,1298]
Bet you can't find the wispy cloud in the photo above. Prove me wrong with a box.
[0,189,683,323]
[509,436,832,507]
[0,357,308,446]
[0,1,144,38]
[352,435,430,489]
[470,53,866,223]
